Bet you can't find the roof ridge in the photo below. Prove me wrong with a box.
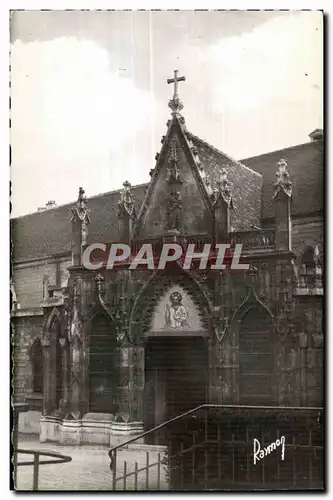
[240,140,321,163]
[11,182,149,221]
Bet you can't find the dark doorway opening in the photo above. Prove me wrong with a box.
[239,307,276,405]
[144,336,208,443]
[89,313,117,413]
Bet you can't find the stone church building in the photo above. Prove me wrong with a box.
[11,74,323,445]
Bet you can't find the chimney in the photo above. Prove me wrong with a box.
[45,200,56,209]
[309,129,323,142]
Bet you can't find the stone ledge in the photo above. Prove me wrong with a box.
[11,307,43,318]
[293,287,324,296]
[40,415,144,446]
[127,443,168,452]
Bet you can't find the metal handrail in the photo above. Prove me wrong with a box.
[14,448,72,491]
[108,403,323,467]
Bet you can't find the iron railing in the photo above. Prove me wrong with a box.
[14,449,72,491]
[108,404,324,491]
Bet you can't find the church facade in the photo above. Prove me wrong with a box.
[11,74,324,445]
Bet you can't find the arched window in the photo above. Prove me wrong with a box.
[31,338,43,394]
[239,307,276,405]
[299,247,322,289]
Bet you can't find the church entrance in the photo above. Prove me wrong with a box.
[144,336,208,443]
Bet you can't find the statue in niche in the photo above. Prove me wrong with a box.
[165,291,189,329]
[166,191,182,232]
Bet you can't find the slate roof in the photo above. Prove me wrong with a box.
[241,139,324,219]
[188,133,262,231]
[11,184,147,262]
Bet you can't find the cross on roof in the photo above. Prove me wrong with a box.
[167,69,186,99]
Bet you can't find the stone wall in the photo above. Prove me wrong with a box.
[12,315,44,402]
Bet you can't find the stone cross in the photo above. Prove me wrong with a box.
[167,69,186,99]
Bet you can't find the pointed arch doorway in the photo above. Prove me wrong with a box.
[143,286,209,439]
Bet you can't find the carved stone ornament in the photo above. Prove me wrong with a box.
[95,273,104,295]
[71,187,91,224]
[212,168,233,207]
[166,191,182,232]
[117,180,135,217]
[214,317,230,343]
[59,337,67,348]
[69,280,82,343]
[116,328,126,343]
[273,159,292,199]
[166,139,182,184]
[168,97,184,115]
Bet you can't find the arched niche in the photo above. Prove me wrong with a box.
[149,285,206,336]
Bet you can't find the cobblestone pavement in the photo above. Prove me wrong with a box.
[15,435,168,491]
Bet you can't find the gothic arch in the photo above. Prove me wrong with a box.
[44,307,62,340]
[295,243,323,289]
[83,301,114,347]
[295,240,323,268]
[129,263,213,342]
[84,301,113,323]
[231,286,274,324]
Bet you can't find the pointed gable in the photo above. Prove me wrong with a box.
[134,114,214,239]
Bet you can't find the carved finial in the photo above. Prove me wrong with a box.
[166,138,182,184]
[43,260,49,277]
[248,264,258,276]
[273,159,292,199]
[213,167,233,206]
[71,187,90,224]
[117,181,135,217]
[167,70,186,116]
[95,273,104,295]
[78,187,86,206]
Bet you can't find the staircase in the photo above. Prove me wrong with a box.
[108,405,324,491]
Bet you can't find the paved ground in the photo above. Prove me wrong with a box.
[14,435,168,491]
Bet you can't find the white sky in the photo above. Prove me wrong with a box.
[10,10,323,217]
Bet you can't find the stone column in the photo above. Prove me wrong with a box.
[70,187,90,266]
[59,338,68,404]
[212,168,233,241]
[129,345,145,424]
[110,343,144,437]
[273,159,292,252]
[117,181,136,244]
[70,335,84,416]
[115,344,130,415]
[41,338,51,415]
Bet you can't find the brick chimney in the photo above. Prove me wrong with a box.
[45,200,56,209]
[309,129,323,141]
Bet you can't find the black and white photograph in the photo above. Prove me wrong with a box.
[10,9,324,491]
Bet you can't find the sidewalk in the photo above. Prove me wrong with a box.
[15,435,168,491]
